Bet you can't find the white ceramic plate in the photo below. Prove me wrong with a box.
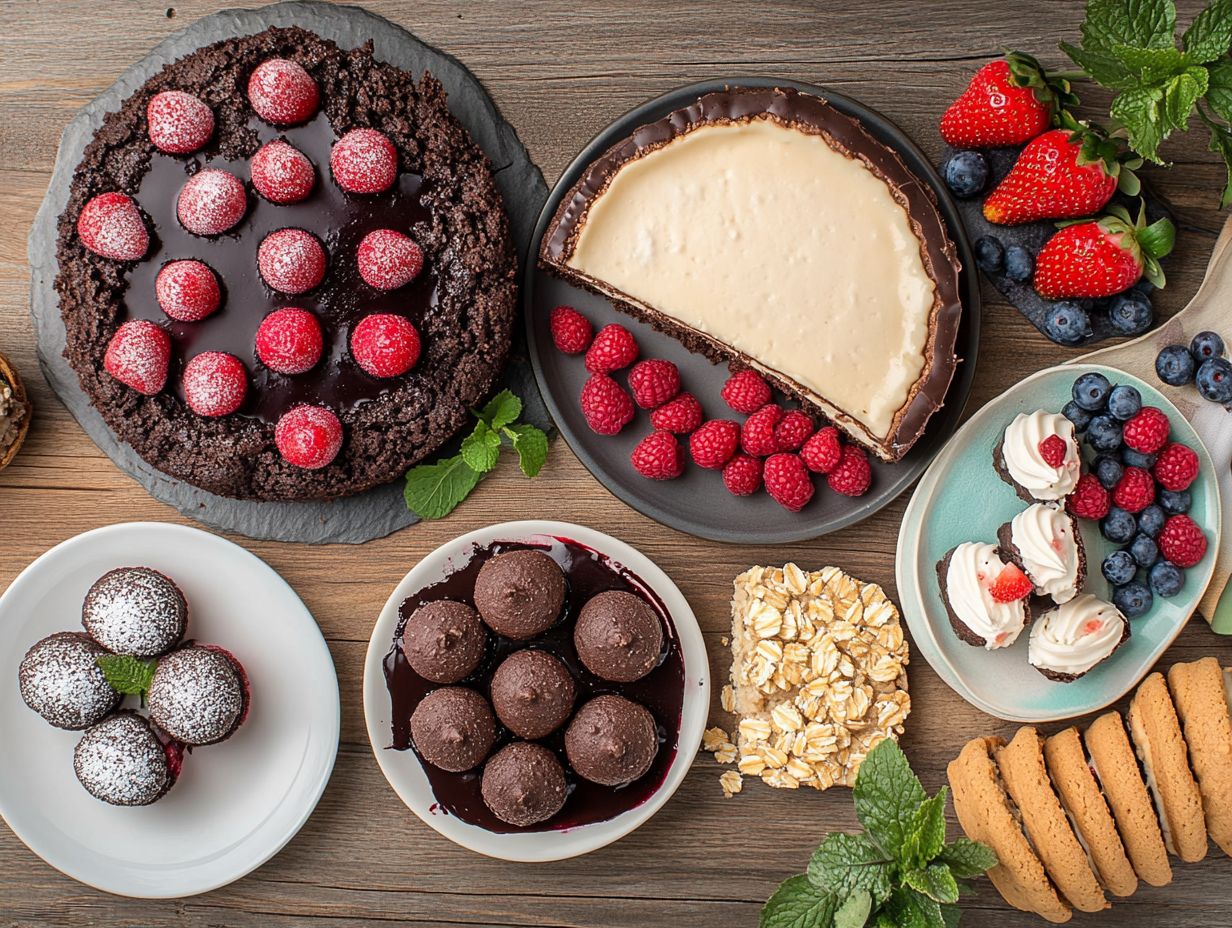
[0,522,339,897]
[363,520,709,862]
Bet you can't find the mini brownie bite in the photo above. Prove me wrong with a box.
[147,645,248,746]
[410,686,496,773]
[574,590,664,682]
[402,600,487,684]
[480,741,568,827]
[565,694,658,787]
[73,711,182,806]
[82,566,187,658]
[472,549,566,639]
[18,632,121,730]
[490,649,576,739]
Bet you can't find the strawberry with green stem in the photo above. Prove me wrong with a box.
[1034,201,1176,299]
[940,52,1080,148]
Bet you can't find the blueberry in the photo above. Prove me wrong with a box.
[1101,507,1138,544]
[1156,345,1196,386]
[1148,561,1184,598]
[1087,414,1123,452]
[1003,245,1034,282]
[944,151,990,199]
[1108,292,1154,336]
[1133,279,1156,295]
[1129,534,1160,568]
[1190,331,1225,363]
[1046,302,1093,345]
[1107,384,1142,421]
[1062,400,1092,434]
[1121,448,1157,469]
[1159,488,1191,514]
[1138,504,1166,538]
[1094,455,1124,490]
[1072,372,1112,411]
[973,236,1005,273]
[1196,357,1232,403]
[1101,550,1137,586]
[1113,580,1154,618]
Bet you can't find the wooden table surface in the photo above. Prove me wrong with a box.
[2,1,1230,925]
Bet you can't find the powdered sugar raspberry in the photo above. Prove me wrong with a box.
[177,168,247,236]
[146,90,214,154]
[182,351,248,417]
[330,128,397,194]
[77,192,149,261]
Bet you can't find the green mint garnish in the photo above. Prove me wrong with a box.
[96,654,156,697]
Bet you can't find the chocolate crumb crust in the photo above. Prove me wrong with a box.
[55,26,516,500]
[539,86,963,463]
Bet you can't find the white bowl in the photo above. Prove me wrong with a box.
[362,520,709,861]
[0,522,339,897]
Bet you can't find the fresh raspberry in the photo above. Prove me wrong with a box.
[1152,442,1199,492]
[1158,514,1208,568]
[630,431,683,480]
[255,307,323,374]
[763,453,814,512]
[800,426,842,474]
[103,320,170,395]
[182,351,247,417]
[774,410,815,451]
[155,259,220,322]
[584,324,638,373]
[330,128,397,194]
[356,229,423,290]
[721,369,772,414]
[247,58,319,125]
[250,140,315,204]
[258,228,326,294]
[1112,466,1156,513]
[1066,473,1110,520]
[549,305,592,354]
[741,404,784,457]
[722,454,763,496]
[1123,406,1170,454]
[689,419,740,469]
[650,392,703,433]
[628,359,681,409]
[146,90,214,154]
[177,168,247,236]
[827,444,872,497]
[580,373,634,435]
[77,192,148,261]
[275,404,343,469]
[990,563,1033,603]
[1038,434,1067,468]
[351,313,421,378]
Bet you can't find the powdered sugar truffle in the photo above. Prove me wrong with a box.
[82,567,187,658]
[73,712,176,806]
[18,632,121,730]
[147,646,246,746]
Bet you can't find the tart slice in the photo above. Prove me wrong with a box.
[540,87,962,462]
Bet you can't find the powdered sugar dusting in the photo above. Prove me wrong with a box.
[330,129,397,194]
[182,351,248,417]
[18,632,120,730]
[248,58,319,125]
[155,259,220,322]
[146,90,214,154]
[103,320,170,395]
[77,192,149,261]
[177,168,247,236]
[257,228,326,294]
[82,567,186,658]
[356,229,424,290]
[73,712,170,806]
[148,646,243,745]
[251,140,315,204]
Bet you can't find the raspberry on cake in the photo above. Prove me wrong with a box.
[995,410,1081,503]
[331,128,398,194]
[275,404,343,470]
[176,168,247,236]
[257,228,326,294]
[250,139,315,204]
[77,192,148,261]
[247,58,319,125]
[182,351,248,417]
[356,229,424,290]
[146,90,214,155]
[103,320,170,395]
[351,313,421,378]
[255,307,324,375]
[155,259,221,322]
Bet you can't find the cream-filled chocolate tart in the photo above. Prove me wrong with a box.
[540,87,962,462]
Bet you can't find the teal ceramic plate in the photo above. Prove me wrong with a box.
[897,363,1220,723]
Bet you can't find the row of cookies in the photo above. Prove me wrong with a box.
[947,657,1232,923]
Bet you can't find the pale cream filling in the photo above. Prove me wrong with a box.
[1128,710,1175,855]
[568,119,937,439]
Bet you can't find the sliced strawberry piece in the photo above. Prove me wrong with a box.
[989,562,1033,603]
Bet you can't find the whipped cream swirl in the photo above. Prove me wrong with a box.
[1002,411,1080,501]
[1010,503,1081,603]
[1029,594,1127,678]
[944,542,1027,650]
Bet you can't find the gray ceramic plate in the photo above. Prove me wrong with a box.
[524,78,981,543]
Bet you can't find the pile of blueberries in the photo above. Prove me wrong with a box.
[1155,331,1232,403]
[1062,373,1189,617]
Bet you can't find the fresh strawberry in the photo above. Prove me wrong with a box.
[248,58,319,126]
[628,359,681,409]
[549,305,593,354]
[1034,204,1174,299]
[182,351,248,417]
[721,369,772,414]
[580,373,634,435]
[155,259,220,322]
[990,562,1033,603]
[146,90,214,154]
[740,404,784,457]
[103,320,170,395]
[275,405,342,469]
[722,454,763,496]
[650,392,703,433]
[351,313,421,378]
[251,140,315,204]
[258,228,326,294]
[800,426,842,474]
[774,410,815,451]
[1153,442,1199,492]
[256,307,324,374]
[1157,514,1207,568]
[176,168,247,236]
[356,229,423,291]
[940,54,1068,148]
[1066,473,1111,520]
[77,192,149,261]
[330,128,397,194]
[584,324,638,373]
[689,419,741,469]
[1123,406,1170,454]
[763,453,814,512]
[827,444,872,497]
[1038,434,1067,468]
[630,431,683,480]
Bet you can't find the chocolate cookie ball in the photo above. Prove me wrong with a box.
[82,567,187,658]
[73,712,179,806]
[490,649,576,739]
[480,741,568,827]
[402,601,487,683]
[148,646,248,746]
[473,549,565,639]
[573,590,664,683]
[19,632,121,730]
[410,687,496,773]
[565,695,658,787]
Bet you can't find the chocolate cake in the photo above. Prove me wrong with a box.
[55,26,516,500]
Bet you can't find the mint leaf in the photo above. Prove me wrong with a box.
[833,890,872,928]
[808,833,894,904]
[502,423,549,478]
[903,788,948,868]
[884,887,946,928]
[1087,0,1177,50]
[1182,0,1232,61]
[853,739,926,859]
[404,455,483,519]
[938,838,999,878]
[1062,40,1135,89]
[96,654,155,696]
[1207,57,1232,121]
[939,904,962,928]
[1112,43,1191,82]
[477,389,522,430]
[905,864,960,905]
[460,422,501,473]
[760,875,838,928]
[1165,67,1210,123]
[1111,84,1169,159]
[1205,114,1232,207]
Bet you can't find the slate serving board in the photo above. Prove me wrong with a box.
[28,0,549,545]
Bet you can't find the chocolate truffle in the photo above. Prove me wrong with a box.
[490,649,576,739]
[402,601,487,684]
[473,549,566,639]
[73,711,180,806]
[565,694,658,787]
[480,741,568,827]
[147,645,248,746]
[574,590,664,683]
[82,567,187,658]
[18,632,121,730]
[410,687,496,773]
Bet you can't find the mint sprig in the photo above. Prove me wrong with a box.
[403,389,549,520]
[96,654,156,698]
[760,740,998,928]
